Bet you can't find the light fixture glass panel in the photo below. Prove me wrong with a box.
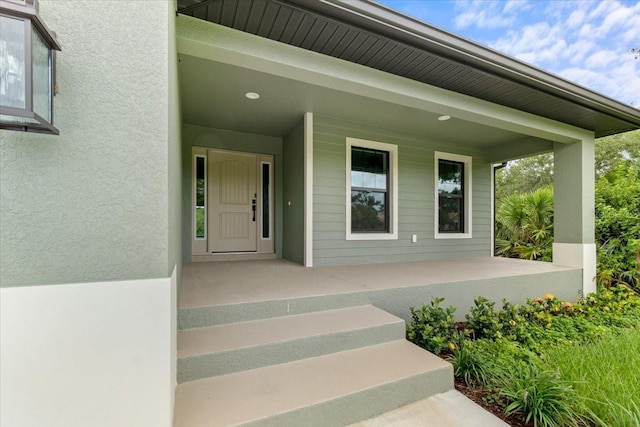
[0,113,38,125]
[0,15,26,109]
[32,26,51,122]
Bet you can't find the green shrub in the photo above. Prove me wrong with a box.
[499,364,585,427]
[466,297,502,340]
[406,297,457,355]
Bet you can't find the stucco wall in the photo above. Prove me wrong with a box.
[0,1,176,287]
[313,115,492,266]
[181,125,284,260]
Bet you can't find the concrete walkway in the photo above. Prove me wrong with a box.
[349,390,509,427]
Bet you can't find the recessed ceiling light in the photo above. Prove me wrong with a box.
[245,92,260,100]
[438,115,451,121]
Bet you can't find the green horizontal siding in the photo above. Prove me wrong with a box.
[313,116,491,266]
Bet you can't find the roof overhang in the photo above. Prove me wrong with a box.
[177,0,640,138]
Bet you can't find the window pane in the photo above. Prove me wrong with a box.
[195,155,206,239]
[352,147,388,190]
[195,207,205,238]
[32,27,51,122]
[0,15,26,109]
[351,190,387,232]
[262,163,270,239]
[439,196,463,232]
[196,157,205,207]
[438,159,465,233]
[438,160,463,195]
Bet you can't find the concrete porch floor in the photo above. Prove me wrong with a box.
[179,257,581,318]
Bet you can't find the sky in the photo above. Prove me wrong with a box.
[377,0,640,108]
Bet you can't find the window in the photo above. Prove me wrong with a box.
[261,161,271,239]
[435,152,472,238]
[346,138,398,240]
[194,155,206,239]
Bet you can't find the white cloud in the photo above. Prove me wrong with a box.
[566,10,586,29]
[453,0,519,29]
[587,50,620,68]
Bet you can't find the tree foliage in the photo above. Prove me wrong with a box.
[494,130,640,288]
[495,154,553,207]
[495,187,554,261]
[595,162,640,288]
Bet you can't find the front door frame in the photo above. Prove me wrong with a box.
[191,146,275,261]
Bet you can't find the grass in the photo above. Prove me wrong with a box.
[542,329,640,426]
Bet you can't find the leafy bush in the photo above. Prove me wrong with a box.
[466,297,502,340]
[499,364,584,427]
[466,297,531,342]
[406,297,457,355]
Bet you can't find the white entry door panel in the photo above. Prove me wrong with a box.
[208,150,257,252]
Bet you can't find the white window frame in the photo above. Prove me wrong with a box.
[434,151,472,239]
[346,137,398,241]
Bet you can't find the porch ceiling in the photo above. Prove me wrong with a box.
[179,53,533,147]
[177,0,640,139]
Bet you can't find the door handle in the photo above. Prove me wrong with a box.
[252,198,257,221]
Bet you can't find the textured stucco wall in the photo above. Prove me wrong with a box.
[0,2,176,286]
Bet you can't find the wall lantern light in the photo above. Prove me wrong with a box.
[0,0,61,135]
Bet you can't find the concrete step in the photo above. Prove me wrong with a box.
[173,340,453,427]
[177,305,405,383]
[178,291,370,329]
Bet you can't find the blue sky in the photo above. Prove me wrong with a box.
[377,0,640,108]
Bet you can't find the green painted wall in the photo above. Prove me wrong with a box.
[0,1,178,287]
[282,120,305,264]
[181,125,284,260]
[313,116,491,266]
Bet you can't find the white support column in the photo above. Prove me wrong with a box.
[553,136,596,296]
[304,112,314,267]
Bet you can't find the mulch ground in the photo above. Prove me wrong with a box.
[454,377,532,427]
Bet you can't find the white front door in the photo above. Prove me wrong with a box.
[208,150,258,252]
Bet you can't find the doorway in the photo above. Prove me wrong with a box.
[192,147,274,258]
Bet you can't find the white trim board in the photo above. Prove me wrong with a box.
[304,112,314,267]
[553,243,597,296]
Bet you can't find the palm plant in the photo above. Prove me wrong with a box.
[496,187,554,261]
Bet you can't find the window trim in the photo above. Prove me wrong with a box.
[346,138,398,241]
[434,151,472,239]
